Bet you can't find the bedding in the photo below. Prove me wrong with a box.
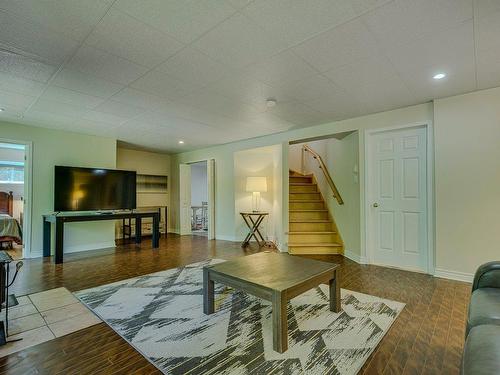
[0,214,22,244]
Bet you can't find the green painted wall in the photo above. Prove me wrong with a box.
[0,120,117,257]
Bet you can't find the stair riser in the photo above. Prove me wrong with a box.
[289,185,317,193]
[289,176,312,184]
[289,222,333,231]
[289,193,321,200]
[288,246,343,255]
[290,211,329,221]
[289,201,324,210]
[289,233,338,243]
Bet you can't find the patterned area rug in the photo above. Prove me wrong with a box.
[75,259,404,374]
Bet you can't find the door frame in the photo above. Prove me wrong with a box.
[178,158,216,239]
[0,137,33,259]
[363,122,435,274]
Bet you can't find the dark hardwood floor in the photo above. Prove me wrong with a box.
[1,235,470,374]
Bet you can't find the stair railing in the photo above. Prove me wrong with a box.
[301,144,344,205]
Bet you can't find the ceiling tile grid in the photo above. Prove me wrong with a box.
[0,0,499,152]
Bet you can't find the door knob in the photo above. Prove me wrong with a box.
[373,202,379,208]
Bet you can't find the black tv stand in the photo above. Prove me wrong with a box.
[43,211,160,264]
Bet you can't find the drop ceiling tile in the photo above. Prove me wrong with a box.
[30,98,88,118]
[41,86,106,109]
[475,8,500,89]
[384,21,475,77]
[0,51,58,83]
[241,0,367,48]
[191,13,287,69]
[66,45,149,85]
[474,0,500,19]
[86,9,184,68]
[156,47,230,87]
[205,74,272,107]
[114,0,237,44]
[0,71,45,97]
[361,0,473,47]
[110,88,173,112]
[0,89,36,112]
[130,69,202,101]
[0,10,78,65]
[292,19,380,73]
[271,73,344,103]
[92,99,146,119]
[22,109,76,130]
[304,90,368,120]
[324,56,416,112]
[0,0,110,42]
[242,50,318,87]
[264,100,327,126]
[398,59,476,103]
[82,110,127,126]
[52,68,124,98]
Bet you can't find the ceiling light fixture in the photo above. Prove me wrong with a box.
[433,73,446,80]
[0,108,4,112]
[266,98,277,108]
[178,140,185,144]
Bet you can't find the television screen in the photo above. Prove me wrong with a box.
[54,166,136,212]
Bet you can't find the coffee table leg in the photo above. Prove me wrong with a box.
[272,290,288,353]
[203,268,215,314]
[329,269,341,313]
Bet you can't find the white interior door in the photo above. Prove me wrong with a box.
[368,126,428,272]
[179,164,192,235]
[207,159,215,240]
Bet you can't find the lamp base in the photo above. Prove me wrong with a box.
[251,191,261,212]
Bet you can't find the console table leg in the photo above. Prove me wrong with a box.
[329,269,341,313]
[135,217,142,244]
[152,214,160,248]
[203,268,214,314]
[272,290,288,353]
[55,219,64,264]
[43,219,51,257]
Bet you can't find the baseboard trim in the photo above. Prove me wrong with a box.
[215,235,237,242]
[344,250,367,264]
[434,268,473,283]
[65,241,116,254]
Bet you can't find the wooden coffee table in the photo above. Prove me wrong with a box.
[203,252,341,353]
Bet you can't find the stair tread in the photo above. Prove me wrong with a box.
[289,231,337,234]
[289,200,323,202]
[288,242,342,247]
[289,219,332,222]
[289,182,316,186]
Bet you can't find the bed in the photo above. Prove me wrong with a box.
[0,192,22,248]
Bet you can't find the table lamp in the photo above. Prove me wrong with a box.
[246,176,267,212]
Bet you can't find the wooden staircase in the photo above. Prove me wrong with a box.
[288,171,344,254]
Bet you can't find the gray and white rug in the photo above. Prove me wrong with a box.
[75,259,404,375]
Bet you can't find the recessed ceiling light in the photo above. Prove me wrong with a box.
[266,98,277,108]
[0,108,4,112]
[433,73,446,80]
[178,140,185,144]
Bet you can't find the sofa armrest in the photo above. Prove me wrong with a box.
[472,262,500,292]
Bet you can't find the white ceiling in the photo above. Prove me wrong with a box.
[0,0,499,153]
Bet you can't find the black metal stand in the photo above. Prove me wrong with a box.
[0,251,23,346]
[240,212,269,247]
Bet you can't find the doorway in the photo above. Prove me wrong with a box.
[365,125,431,273]
[179,159,215,239]
[0,140,32,259]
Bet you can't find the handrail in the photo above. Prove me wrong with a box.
[302,144,344,205]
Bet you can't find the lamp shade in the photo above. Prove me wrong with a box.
[246,176,267,192]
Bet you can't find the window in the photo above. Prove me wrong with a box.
[0,162,24,183]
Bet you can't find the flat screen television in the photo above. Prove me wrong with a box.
[54,166,136,212]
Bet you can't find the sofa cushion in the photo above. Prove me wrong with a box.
[467,288,500,334]
[462,325,500,375]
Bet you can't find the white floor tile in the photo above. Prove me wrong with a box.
[8,313,46,336]
[48,310,101,338]
[29,287,78,312]
[0,326,55,358]
[41,302,92,325]
[8,303,38,320]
